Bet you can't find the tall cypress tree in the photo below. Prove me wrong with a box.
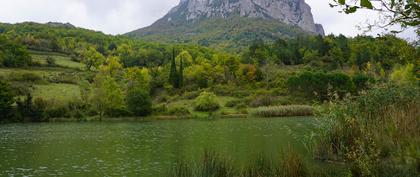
[169,48,178,88]
[179,56,184,87]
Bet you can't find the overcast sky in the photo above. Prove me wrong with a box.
[0,0,416,39]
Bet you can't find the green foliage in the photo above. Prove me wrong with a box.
[90,74,125,118]
[169,48,180,88]
[316,84,420,176]
[194,91,220,112]
[126,89,152,117]
[0,36,32,67]
[241,35,417,71]
[81,46,105,71]
[331,0,419,27]
[287,71,355,100]
[352,73,374,91]
[167,106,191,116]
[124,67,151,92]
[390,63,417,85]
[46,56,56,67]
[250,105,313,117]
[0,80,14,119]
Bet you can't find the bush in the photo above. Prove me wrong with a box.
[8,72,45,83]
[46,56,56,67]
[153,104,168,114]
[352,73,373,92]
[0,80,14,120]
[250,105,313,117]
[47,72,78,84]
[126,89,152,116]
[249,95,277,107]
[225,99,241,108]
[194,91,220,112]
[168,106,191,116]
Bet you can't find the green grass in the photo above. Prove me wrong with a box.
[33,83,81,102]
[30,50,84,70]
[0,67,75,78]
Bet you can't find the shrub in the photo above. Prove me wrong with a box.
[0,80,14,120]
[126,89,152,116]
[249,95,277,107]
[352,73,373,92]
[225,99,241,108]
[182,91,200,100]
[46,56,56,67]
[194,91,220,112]
[250,105,313,117]
[32,98,48,122]
[153,104,168,114]
[47,72,78,84]
[167,106,191,116]
[8,72,45,84]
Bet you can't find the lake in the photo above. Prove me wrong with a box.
[0,117,316,177]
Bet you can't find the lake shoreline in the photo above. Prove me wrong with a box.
[45,114,316,123]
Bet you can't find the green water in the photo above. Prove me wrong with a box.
[0,117,316,177]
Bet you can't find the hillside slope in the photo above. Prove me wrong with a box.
[126,0,324,51]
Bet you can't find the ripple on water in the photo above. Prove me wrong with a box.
[0,118,315,177]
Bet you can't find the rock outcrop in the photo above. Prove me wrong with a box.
[163,0,323,35]
[126,0,325,51]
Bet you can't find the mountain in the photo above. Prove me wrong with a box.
[127,0,324,51]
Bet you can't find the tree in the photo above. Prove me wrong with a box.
[100,56,123,77]
[179,55,184,87]
[126,89,152,116]
[330,0,419,31]
[0,36,32,67]
[82,46,105,71]
[169,48,180,88]
[90,74,125,119]
[0,80,14,119]
[124,67,151,92]
[176,50,193,67]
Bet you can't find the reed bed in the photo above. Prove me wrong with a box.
[250,105,313,117]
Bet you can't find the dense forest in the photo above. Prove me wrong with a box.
[0,20,419,176]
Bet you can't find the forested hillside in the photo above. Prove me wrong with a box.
[0,22,418,122]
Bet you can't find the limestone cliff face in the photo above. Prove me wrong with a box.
[165,0,324,35]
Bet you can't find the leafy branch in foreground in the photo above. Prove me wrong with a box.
[330,0,419,32]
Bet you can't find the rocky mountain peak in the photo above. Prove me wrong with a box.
[166,0,324,35]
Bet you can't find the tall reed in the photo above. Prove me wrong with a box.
[250,105,313,117]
